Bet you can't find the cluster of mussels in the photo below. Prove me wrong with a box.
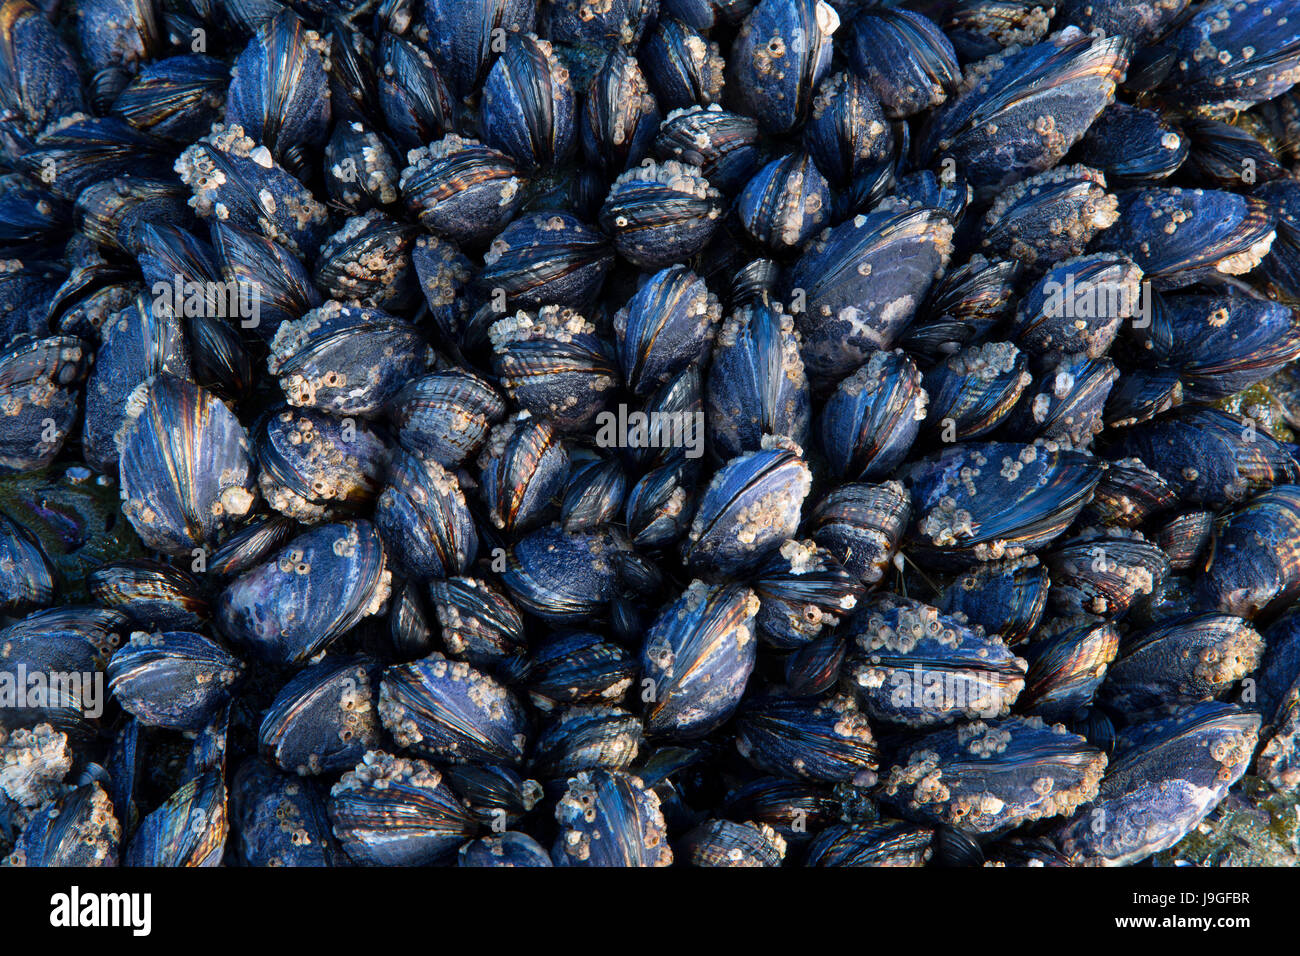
[5,0,1300,869]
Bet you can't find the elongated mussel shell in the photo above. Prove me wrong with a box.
[1054,702,1259,865]
[1044,531,1169,617]
[803,71,892,190]
[981,165,1117,268]
[400,133,528,246]
[479,33,576,169]
[313,211,418,313]
[324,120,399,213]
[176,124,331,260]
[389,369,504,470]
[600,160,723,269]
[501,524,628,621]
[1010,253,1141,361]
[729,0,839,134]
[1157,0,1300,112]
[254,407,387,523]
[0,511,55,616]
[640,580,758,737]
[736,694,877,784]
[376,450,477,580]
[785,205,954,388]
[904,255,1019,362]
[422,0,537,99]
[935,556,1049,646]
[582,47,660,175]
[1099,612,1263,718]
[737,151,831,254]
[552,769,672,866]
[328,750,475,866]
[706,301,809,461]
[924,341,1031,441]
[112,54,227,142]
[426,576,527,665]
[379,652,527,765]
[904,441,1102,567]
[479,211,614,310]
[642,16,724,112]
[809,481,910,587]
[232,759,342,866]
[224,11,332,175]
[1255,611,1300,788]
[513,631,635,712]
[378,33,453,154]
[1199,485,1300,619]
[116,374,256,555]
[0,0,85,142]
[21,115,172,202]
[125,768,227,866]
[683,818,786,867]
[0,335,89,474]
[806,820,933,867]
[1071,103,1186,186]
[614,264,721,396]
[216,520,391,665]
[1106,407,1299,507]
[917,28,1128,195]
[6,783,120,866]
[107,630,242,730]
[820,350,926,481]
[654,104,759,194]
[1017,620,1119,722]
[562,456,626,531]
[491,306,619,432]
[479,414,570,533]
[210,223,320,345]
[848,596,1027,727]
[753,539,863,649]
[531,705,642,777]
[1095,188,1275,290]
[849,7,958,119]
[881,716,1106,835]
[268,301,428,416]
[684,439,811,576]
[259,654,383,776]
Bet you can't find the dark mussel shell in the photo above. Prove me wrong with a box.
[1054,703,1259,865]
[87,559,207,631]
[501,524,628,622]
[324,120,399,213]
[1044,531,1170,618]
[0,335,90,474]
[935,556,1050,646]
[479,211,614,310]
[904,441,1102,567]
[753,539,863,649]
[848,7,959,120]
[116,374,257,556]
[425,576,527,666]
[379,652,527,766]
[389,369,505,470]
[479,414,570,533]
[729,0,839,134]
[530,705,642,777]
[640,581,759,738]
[785,205,954,388]
[107,630,242,731]
[805,820,933,867]
[1100,612,1263,717]
[268,301,428,417]
[378,33,453,154]
[735,694,878,784]
[459,831,553,867]
[706,301,809,462]
[259,655,384,776]
[804,71,892,189]
[642,17,725,112]
[917,28,1128,195]
[599,160,723,270]
[328,750,475,866]
[254,406,387,524]
[1071,103,1186,186]
[6,783,120,867]
[552,769,673,866]
[376,449,477,581]
[653,104,760,194]
[125,769,227,866]
[1095,188,1275,290]
[809,481,910,587]
[1017,619,1119,722]
[737,151,832,254]
[400,133,528,246]
[216,520,391,665]
[683,440,812,577]
[112,54,228,143]
[682,818,787,867]
[1199,485,1300,619]
[423,0,537,99]
[980,165,1118,268]
[880,715,1107,835]
[232,760,343,866]
[614,263,721,396]
[0,511,55,616]
[478,32,576,169]
[847,596,1027,727]
[820,349,927,481]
